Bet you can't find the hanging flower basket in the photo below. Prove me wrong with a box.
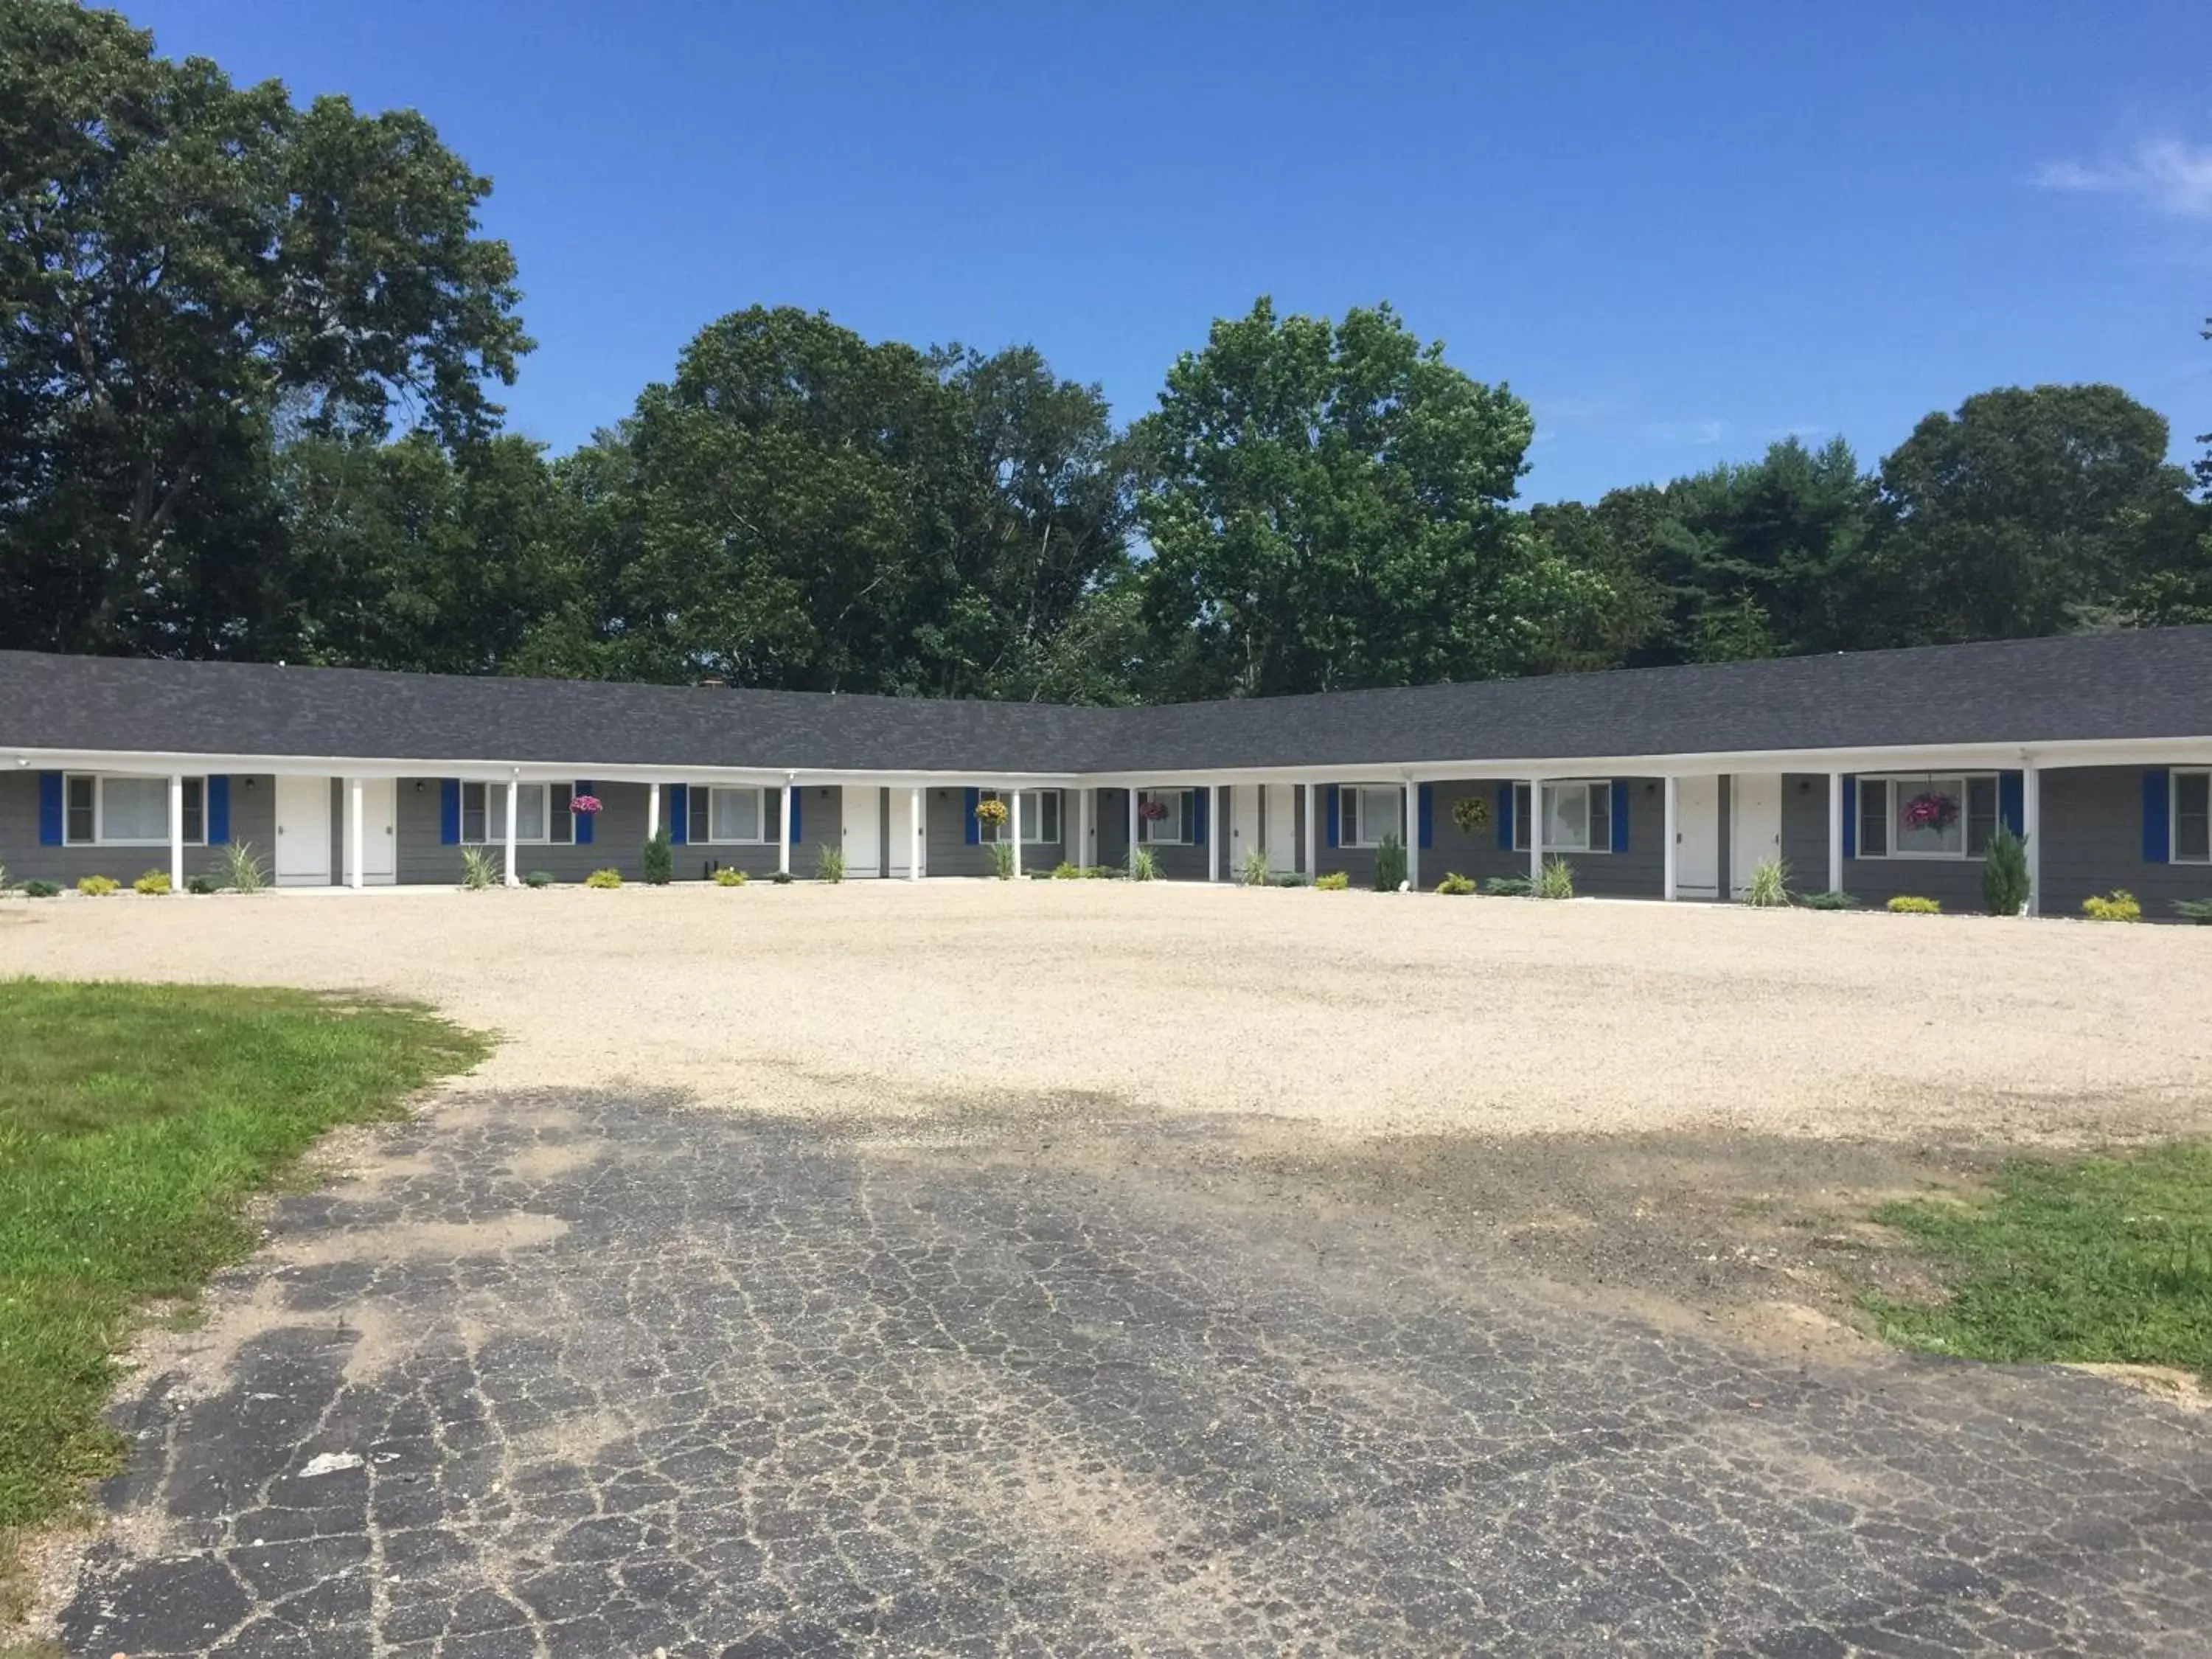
[1900,790,1958,833]
[973,797,1008,825]
[1450,796,1491,834]
[569,794,604,815]
[1139,799,1168,821]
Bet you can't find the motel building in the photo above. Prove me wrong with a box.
[3,627,2211,918]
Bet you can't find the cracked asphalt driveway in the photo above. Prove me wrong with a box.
[60,1088,2212,1658]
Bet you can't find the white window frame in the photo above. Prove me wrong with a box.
[462,781,571,846]
[1340,785,1404,849]
[2174,768,2211,866]
[1856,773,2000,861]
[64,773,205,846]
[696,785,771,845]
[1512,781,1612,855]
[978,788,1060,846]
[1136,788,1188,845]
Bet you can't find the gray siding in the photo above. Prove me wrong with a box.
[922,787,1068,877]
[1090,787,1207,880]
[1316,779,1664,896]
[678,785,839,882]
[2043,765,2210,920]
[0,770,275,886]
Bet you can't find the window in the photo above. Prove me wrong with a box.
[1340,785,1403,849]
[1857,774,1998,860]
[63,774,204,846]
[462,782,571,844]
[978,789,1060,844]
[698,786,767,844]
[2176,770,2211,864]
[1137,788,1186,844]
[1512,781,1611,854]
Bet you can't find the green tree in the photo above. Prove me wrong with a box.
[1135,297,1592,697]
[0,0,529,656]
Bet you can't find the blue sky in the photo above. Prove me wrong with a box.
[125,1,2212,503]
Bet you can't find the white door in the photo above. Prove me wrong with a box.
[1230,785,1261,876]
[1730,771,1784,898]
[274,776,332,886]
[341,779,397,883]
[845,786,883,877]
[1674,776,1720,899]
[886,790,920,878]
[1264,784,1299,873]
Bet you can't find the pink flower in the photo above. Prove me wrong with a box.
[570,794,603,814]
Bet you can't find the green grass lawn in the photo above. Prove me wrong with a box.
[0,980,484,1628]
[1867,1142,2212,1382]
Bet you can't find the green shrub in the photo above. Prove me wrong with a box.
[712,866,748,887]
[642,828,673,886]
[2174,898,2212,925]
[1980,822,2031,916]
[1888,894,1941,915]
[585,867,623,889]
[2082,889,2140,922]
[218,839,268,894]
[1797,888,1860,911]
[524,869,554,888]
[771,869,794,885]
[1742,856,1790,909]
[186,874,218,895]
[1051,861,1085,880]
[1435,872,1478,895]
[132,869,172,896]
[1130,846,1158,882]
[1315,871,1350,891]
[459,846,502,890]
[77,874,119,897]
[1239,847,1271,887]
[815,843,846,883]
[22,879,60,898]
[1373,832,1408,892]
[0,860,12,894]
[1483,875,1531,897]
[1273,872,1307,888]
[987,841,1015,880]
[1535,856,1575,900]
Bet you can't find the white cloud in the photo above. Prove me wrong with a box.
[2037,137,2212,220]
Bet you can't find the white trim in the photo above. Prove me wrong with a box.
[1854,772,2002,861]
[462,779,567,845]
[2173,767,2212,865]
[64,771,206,847]
[1135,787,1190,846]
[1513,780,1612,856]
[1338,783,1405,849]
[1662,776,1680,900]
[1826,768,1844,895]
[976,787,1061,846]
[692,784,773,845]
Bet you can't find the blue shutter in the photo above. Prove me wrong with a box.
[207,776,231,844]
[1190,787,1207,849]
[574,782,594,845]
[1611,780,1630,854]
[1998,771,2023,840]
[1841,776,1856,860]
[1495,784,1513,852]
[439,779,461,845]
[1418,785,1434,849]
[2144,771,2171,864]
[1325,785,1340,849]
[672,784,691,845]
[964,787,980,845]
[38,772,63,846]
[788,787,801,844]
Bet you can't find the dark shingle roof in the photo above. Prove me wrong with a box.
[2,627,2208,775]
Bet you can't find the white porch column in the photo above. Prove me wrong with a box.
[1011,787,1023,879]
[647,782,661,841]
[1127,787,1140,874]
[1826,769,1845,896]
[778,776,793,876]
[908,787,923,880]
[1663,776,1679,901]
[1403,782,1419,891]
[1528,778,1545,885]
[169,773,185,891]
[504,777,520,887]
[1302,783,1317,879]
[1076,787,1091,872]
[2023,762,2042,916]
[348,776,365,891]
[1206,783,1220,882]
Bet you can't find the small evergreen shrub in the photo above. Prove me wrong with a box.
[218,839,269,894]
[771,869,794,884]
[0,861,12,894]
[1373,832,1408,892]
[524,869,555,888]
[815,843,846,883]
[1130,847,1158,882]
[1796,889,1860,911]
[1484,875,1533,897]
[1051,861,1085,880]
[585,868,623,889]
[1272,872,1307,888]
[641,829,673,886]
[2174,898,2212,925]
[2082,889,2141,922]
[186,874,218,895]
[1535,856,1576,900]
[1888,894,1941,915]
[459,846,502,890]
[22,879,60,898]
[132,869,172,896]
[987,841,1015,880]
[1239,848,1271,887]
[1435,872,1478,895]
[77,874,119,897]
[1315,871,1350,891]
[1980,822,2031,916]
[713,866,748,887]
[1742,856,1790,909]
